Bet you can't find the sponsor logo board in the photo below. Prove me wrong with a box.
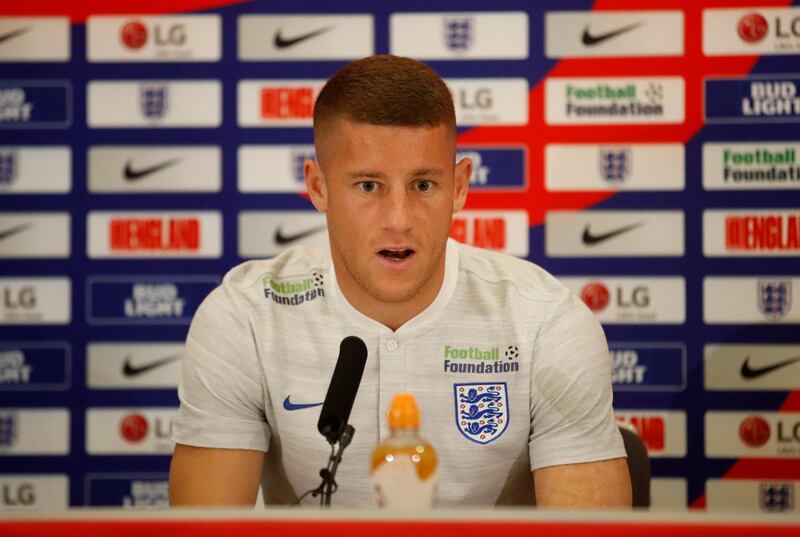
[704,277,800,324]
[87,342,183,389]
[0,212,70,258]
[237,80,324,127]
[705,344,800,391]
[705,76,800,124]
[0,81,71,129]
[0,342,70,391]
[448,78,528,126]
[0,409,69,455]
[238,144,314,193]
[88,146,221,193]
[704,7,800,56]
[239,211,327,258]
[87,80,221,128]
[561,277,686,324]
[84,473,169,507]
[546,77,684,125]
[650,478,687,510]
[706,479,797,512]
[449,210,528,257]
[0,475,69,510]
[0,278,70,325]
[706,411,800,458]
[87,211,221,258]
[457,146,527,190]
[86,275,218,325]
[616,410,686,457]
[704,209,800,256]
[703,142,800,190]
[87,15,220,62]
[238,14,373,60]
[391,12,528,59]
[0,17,70,62]
[545,10,683,58]
[545,143,684,191]
[610,343,686,392]
[85,408,175,454]
[546,210,684,257]
[0,146,70,193]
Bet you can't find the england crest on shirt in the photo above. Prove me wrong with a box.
[454,382,508,444]
[758,279,792,320]
[140,84,169,120]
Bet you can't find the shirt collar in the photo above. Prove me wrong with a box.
[328,238,460,335]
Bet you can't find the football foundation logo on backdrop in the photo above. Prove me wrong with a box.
[454,382,508,444]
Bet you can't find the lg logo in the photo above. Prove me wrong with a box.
[580,282,650,312]
[2,287,36,310]
[121,21,187,50]
[1,483,35,507]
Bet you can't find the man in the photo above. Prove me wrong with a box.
[169,55,631,508]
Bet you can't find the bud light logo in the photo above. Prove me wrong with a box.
[140,85,168,120]
[758,279,792,320]
[0,412,17,448]
[599,148,630,185]
[0,151,17,186]
[454,382,508,444]
[740,415,771,447]
[445,17,473,51]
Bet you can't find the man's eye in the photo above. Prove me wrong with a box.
[416,180,432,192]
[359,181,377,193]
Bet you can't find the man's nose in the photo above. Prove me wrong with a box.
[381,188,414,232]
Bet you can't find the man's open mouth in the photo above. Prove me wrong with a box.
[379,248,415,260]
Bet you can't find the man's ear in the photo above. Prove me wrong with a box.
[453,156,472,214]
[305,159,328,213]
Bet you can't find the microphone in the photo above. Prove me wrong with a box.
[317,336,368,444]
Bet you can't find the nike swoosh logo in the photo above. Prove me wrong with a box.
[0,27,31,45]
[123,158,182,181]
[582,22,643,46]
[740,355,800,379]
[274,26,333,48]
[0,222,33,242]
[274,224,327,245]
[283,395,323,411]
[122,353,182,377]
[582,222,644,245]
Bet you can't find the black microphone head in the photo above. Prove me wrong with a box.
[317,336,368,443]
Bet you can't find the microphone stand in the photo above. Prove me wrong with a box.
[305,424,356,507]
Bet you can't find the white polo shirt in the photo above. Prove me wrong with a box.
[172,239,625,506]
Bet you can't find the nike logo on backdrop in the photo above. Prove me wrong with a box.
[581,22,643,46]
[740,355,800,379]
[274,26,333,48]
[582,222,644,245]
[123,158,182,181]
[274,224,327,245]
[0,27,31,45]
[283,395,323,411]
[122,353,182,377]
[0,222,33,242]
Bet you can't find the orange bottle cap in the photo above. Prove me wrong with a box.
[387,392,420,429]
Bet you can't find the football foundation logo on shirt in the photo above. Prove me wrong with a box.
[261,272,325,306]
[454,382,508,444]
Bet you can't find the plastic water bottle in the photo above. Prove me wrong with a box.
[371,393,437,508]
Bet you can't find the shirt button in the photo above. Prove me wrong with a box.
[387,340,399,351]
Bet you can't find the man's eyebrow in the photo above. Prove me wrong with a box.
[410,167,446,177]
[347,170,385,179]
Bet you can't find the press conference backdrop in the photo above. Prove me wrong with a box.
[0,0,799,513]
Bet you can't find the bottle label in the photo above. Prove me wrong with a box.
[371,455,437,508]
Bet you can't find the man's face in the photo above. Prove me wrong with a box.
[306,118,471,314]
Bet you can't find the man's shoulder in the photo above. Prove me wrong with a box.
[454,241,568,304]
[219,245,331,295]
